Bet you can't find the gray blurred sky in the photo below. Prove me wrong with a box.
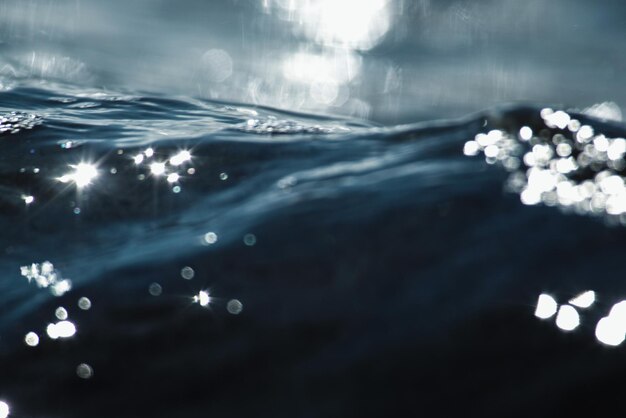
[1,0,626,124]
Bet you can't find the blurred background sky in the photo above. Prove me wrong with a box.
[1,0,625,124]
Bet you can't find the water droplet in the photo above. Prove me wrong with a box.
[166,173,180,183]
[25,332,39,347]
[55,307,68,320]
[203,232,218,245]
[243,233,257,246]
[227,299,243,315]
[76,363,93,379]
[78,297,92,310]
[181,266,195,280]
[149,283,162,296]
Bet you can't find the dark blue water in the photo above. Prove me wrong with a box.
[4,0,626,416]
[2,79,626,417]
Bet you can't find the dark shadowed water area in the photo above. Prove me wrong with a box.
[2,1,626,417]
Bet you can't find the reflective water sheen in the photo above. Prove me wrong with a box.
[1,78,626,416]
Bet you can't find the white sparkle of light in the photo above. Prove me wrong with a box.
[520,188,542,206]
[194,290,210,307]
[144,147,154,158]
[150,162,166,176]
[22,195,34,204]
[555,305,580,331]
[528,168,557,192]
[50,279,72,297]
[476,132,499,147]
[608,138,626,160]
[72,163,98,187]
[556,181,581,204]
[568,119,581,132]
[166,173,180,183]
[543,110,571,129]
[600,175,624,195]
[484,144,499,158]
[576,125,594,142]
[58,163,98,188]
[594,135,610,152]
[25,331,39,347]
[0,401,8,418]
[608,300,626,321]
[20,261,73,297]
[555,157,577,174]
[606,193,626,215]
[463,140,479,156]
[47,320,76,339]
[203,232,218,245]
[568,290,595,309]
[46,323,59,339]
[519,126,533,141]
[523,151,536,167]
[133,154,144,165]
[169,150,192,166]
[594,300,626,346]
[540,108,554,118]
[556,143,572,157]
[595,316,626,346]
[534,293,558,319]
[531,144,554,164]
[41,261,53,275]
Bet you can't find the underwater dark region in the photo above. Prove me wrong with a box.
[3,0,626,417]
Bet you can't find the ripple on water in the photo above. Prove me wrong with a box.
[0,111,42,135]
